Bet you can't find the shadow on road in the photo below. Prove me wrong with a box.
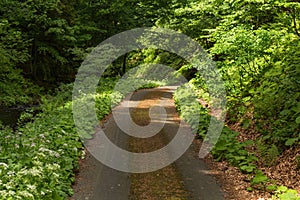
[71,87,224,200]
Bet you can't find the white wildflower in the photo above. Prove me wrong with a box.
[0,162,9,169]
[28,168,42,177]
[18,190,34,198]
[27,184,36,191]
[8,190,16,196]
[7,171,15,176]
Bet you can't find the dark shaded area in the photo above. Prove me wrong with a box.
[0,106,24,127]
[0,105,40,128]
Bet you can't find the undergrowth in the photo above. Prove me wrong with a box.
[0,78,114,199]
[0,77,162,199]
[173,82,300,200]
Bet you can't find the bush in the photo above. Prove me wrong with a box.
[0,78,121,199]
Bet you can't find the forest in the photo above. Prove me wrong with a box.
[0,0,299,199]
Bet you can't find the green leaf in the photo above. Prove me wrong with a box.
[285,138,298,146]
[243,140,254,146]
[278,190,300,200]
[296,116,300,124]
[240,164,256,173]
[266,184,277,192]
[277,186,288,192]
[251,171,268,185]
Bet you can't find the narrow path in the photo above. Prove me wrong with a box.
[71,87,224,200]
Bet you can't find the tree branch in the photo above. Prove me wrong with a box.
[292,8,300,37]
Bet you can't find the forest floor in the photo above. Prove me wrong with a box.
[203,123,300,200]
[70,87,224,200]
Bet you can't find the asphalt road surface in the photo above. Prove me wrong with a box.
[71,87,224,200]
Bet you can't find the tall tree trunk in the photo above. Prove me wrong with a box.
[121,53,127,76]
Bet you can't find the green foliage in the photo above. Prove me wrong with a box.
[0,78,121,199]
[256,141,280,166]
[212,128,258,173]
[162,0,300,153]
[0,84,80,199]
[210,1,300,148]
[174,84,206,133]
[157,0,220,48]
[0,64,41,106]
[0,0,173,83]
[139,0,300,196]
[0,0,82,82]
[95,78,120,120]
[174,83,258,173]
[1,0,300,197]
[272,186,300,200]
[248,171,294,194]
[77,76,162,140]
[253,36,300,146]
[250,170,269,189]
[0,20,41,106]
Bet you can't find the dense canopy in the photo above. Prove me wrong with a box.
[0,0,299,199]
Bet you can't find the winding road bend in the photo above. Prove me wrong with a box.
[71,86,224,200]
